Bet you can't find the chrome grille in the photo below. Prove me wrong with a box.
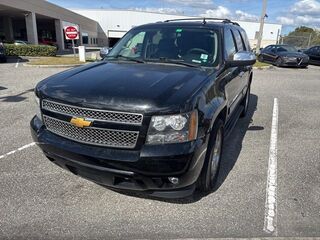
[42,100,143,125]
[43,115,139,149]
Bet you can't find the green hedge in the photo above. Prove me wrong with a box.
[4,44,57,57]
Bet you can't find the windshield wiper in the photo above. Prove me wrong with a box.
[107,55,145,63]
[148,58,200,68]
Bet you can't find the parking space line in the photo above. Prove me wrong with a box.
[264,98,279,234]
[0,142,36,159]
[15,59,20,68]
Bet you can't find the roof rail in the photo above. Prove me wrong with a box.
[163,17,240,26]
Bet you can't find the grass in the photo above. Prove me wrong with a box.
[28,57,95,65]
[254,61,271,68]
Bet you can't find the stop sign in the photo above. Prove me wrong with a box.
[65,26,79,40]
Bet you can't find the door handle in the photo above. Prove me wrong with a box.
[239,72,245,78]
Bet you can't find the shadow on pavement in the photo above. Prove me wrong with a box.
[0,88,34,102]
[213,94,259,192]
[2,56,29,64]
[107,94,259,204]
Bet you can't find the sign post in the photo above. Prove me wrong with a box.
[64,26,79,58]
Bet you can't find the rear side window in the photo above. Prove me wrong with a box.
[232,29,245,51]
[224,29,236,60]
[239,29,251,51]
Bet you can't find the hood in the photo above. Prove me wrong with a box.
[37,61,211,114]
[278,51,308,58]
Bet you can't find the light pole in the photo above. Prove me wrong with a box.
[256,0,268,53]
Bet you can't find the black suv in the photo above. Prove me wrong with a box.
[31,18,256,198]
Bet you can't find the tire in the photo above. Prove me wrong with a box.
[197,119,224,193]
[240,84,251,118]
[275,57,283,67]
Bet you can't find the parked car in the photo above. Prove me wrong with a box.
[258,44,309,67]
[0,42,7,63]
[14,40,29,46]
[31,18,256,199]
[39,38,59,50]
[303,46,320,65]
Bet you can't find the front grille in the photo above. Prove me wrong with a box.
[42,100,143,125]
[43,115,139,149]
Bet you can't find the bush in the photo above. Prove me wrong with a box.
[4,44,57,57]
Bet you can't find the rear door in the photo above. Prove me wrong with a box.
[308,47,320,63]
[233,28,250,94]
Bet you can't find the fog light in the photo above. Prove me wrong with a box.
[168,177,179,185]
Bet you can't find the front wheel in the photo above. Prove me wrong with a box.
[197,120,224,193]
[275,57,283,67]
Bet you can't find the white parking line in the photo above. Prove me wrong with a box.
[0,142,36,159]
[264,98,279,234]
[15,59,20,68]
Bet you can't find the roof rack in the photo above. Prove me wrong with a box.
[163,17,240,26]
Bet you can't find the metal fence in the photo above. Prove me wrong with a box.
[279,32,319,49]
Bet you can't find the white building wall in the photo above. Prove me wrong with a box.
[72,9,282,48]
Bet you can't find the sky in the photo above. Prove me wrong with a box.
[47,0,320,34]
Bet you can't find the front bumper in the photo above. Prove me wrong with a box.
[31,116,208,198]
[281,58,309,67]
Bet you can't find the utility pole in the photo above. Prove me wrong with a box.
[256,0,268,53]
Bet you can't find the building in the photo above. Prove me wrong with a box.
[0,0,106,50]
[72,9,282,48]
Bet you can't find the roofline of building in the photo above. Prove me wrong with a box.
[70,8,282,26]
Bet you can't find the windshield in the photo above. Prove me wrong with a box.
[277,45,297,52]
[107,27,220,67]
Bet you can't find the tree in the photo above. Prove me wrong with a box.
[282,26,320,48]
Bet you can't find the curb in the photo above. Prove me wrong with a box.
[23,63,85,68]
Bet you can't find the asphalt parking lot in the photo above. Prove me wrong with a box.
[0,60,319,239]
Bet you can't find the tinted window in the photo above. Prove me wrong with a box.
[239,29,250,50]
[232,29,245,51]
[108,27,220,67]
[309,46,319,54]
[224,29,236,60]
[276,45,297,52]
[264,46,272,51]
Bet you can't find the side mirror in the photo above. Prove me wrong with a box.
[100,47,112,58]
[226,51,256,67]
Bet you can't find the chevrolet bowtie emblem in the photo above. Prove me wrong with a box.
[70,117,92,128]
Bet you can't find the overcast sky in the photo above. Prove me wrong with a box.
[47,0,320,33]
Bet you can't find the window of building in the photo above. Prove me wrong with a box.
[82,33,88,44]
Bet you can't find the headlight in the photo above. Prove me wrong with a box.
[34,95,42,120]
[146,110,198,145]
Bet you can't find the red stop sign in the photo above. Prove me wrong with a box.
[65,26,78,40]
